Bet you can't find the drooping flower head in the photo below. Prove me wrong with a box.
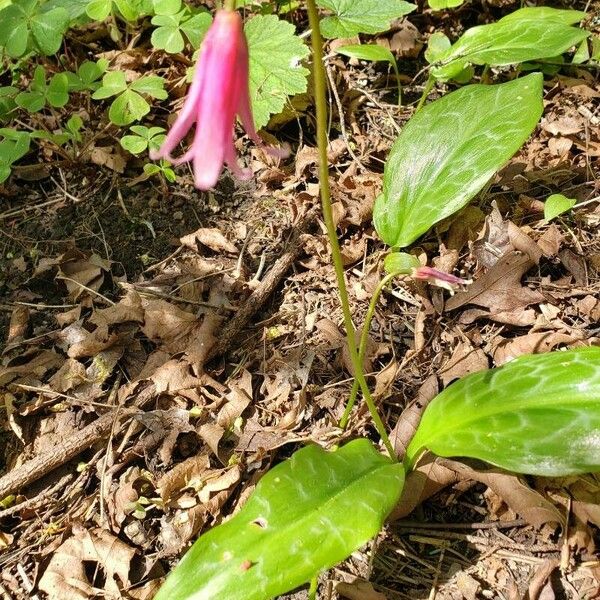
[150,9,287,190]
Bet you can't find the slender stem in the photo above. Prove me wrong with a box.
[305,0,395,460]
[339,272,396,429]
[415,75,435,112]
[223,0,236,10]
[308,576,318,600]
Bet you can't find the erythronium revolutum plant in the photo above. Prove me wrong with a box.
[152,4,600,600]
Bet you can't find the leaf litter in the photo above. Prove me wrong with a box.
[1,3,600,599]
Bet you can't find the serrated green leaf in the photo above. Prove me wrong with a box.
[432,7,589,80]
[108,89,149,125]
[155,439,404,600]
[92,71,128,99]
[30,6,69,55]
[129,75,167,98]
[244,14,309,130]
[373,74,543,248]
[544,193,576,221]
[407,347,600,476]
[317,0,415,38]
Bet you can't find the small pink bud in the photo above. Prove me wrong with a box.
[150,9,288,190]
[412,266,471,294]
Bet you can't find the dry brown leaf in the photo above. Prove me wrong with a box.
[0,350,63,387]
[38,524,135,600]
[55,250,111,302]
[180,227,238,254]
[440,341,488,386]
[448,460,564,529]
[90,145,126,173]
[524,558,559,600]
[492,330,585,365]
[537,225,564,257]
[390,375,438,458]
[446,251,545,321]
[7,305,29,343]
[89,290,145,327]
[390,455,460,520]
[336,580,387,600]
[156,453,210,504]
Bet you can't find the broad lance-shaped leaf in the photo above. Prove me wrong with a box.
[373,73,543,248]
[155,440,404,600]
[432,7,589,80]
[406,347,600,477]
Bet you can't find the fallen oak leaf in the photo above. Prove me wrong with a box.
[446,251,544,318]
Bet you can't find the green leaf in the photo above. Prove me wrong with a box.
[108,89,149,125]
[317,0,415,38]
[151,13,185,53]
[152,0,181,15]
[407,347,600,476]
[30,6,69,55]
[154,439,404,600]
[544,193,576,221]
[383,251,420,275]
[179,11,211,49]
[66,59,108,92]
[130,75,168,99]
[92,71,128,99]
[85,0,111,21]
[428,0,463,10]
[424,31,451,63]
[0,2,31,58]
[373,73,543,248]
[244,15,310,130]
[0,128,30,182]
[336,43,397,66]
[432,7,589,80]
[114,0,140,20]
[0,86,18,119]
[47,73,69,107]
[120,133,148,154]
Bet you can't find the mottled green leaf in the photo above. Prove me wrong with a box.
[155,439,404,600]
[317,0,415,38]
[407,347,600,476]
[30,6,69,55]
[244,15,309,130]
[432,7,589,80]
[373,74,543,248]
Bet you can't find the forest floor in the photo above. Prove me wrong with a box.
[1,1,600,599]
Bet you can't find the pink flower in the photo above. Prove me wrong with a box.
[150,9,287,190]
[412,266,471,294]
